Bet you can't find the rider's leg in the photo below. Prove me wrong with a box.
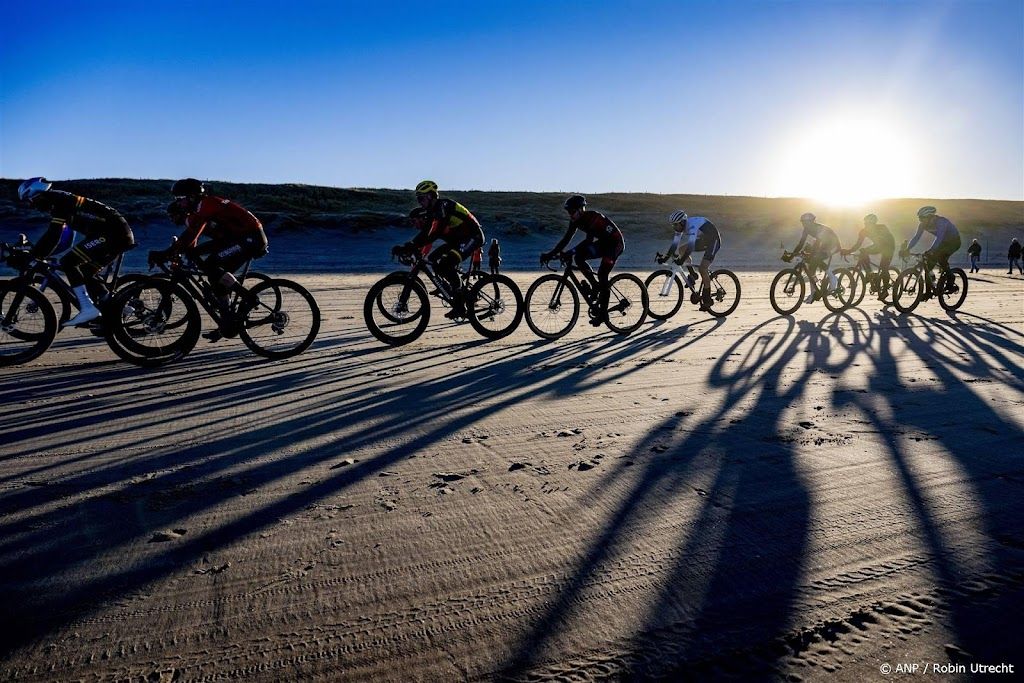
[431,248,465,317]
[877,250,894,298]
[60,238,120,326]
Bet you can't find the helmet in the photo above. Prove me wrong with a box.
[415,180,438,195]
[18,177,52,202]
[668,210,688,225]
[166,199,188,226]
[800,212,816,223]
[917,206,937,219]
[863,213,878,224]
[408,206,428,226]
[171,178,205,197]
[563,194,587,213]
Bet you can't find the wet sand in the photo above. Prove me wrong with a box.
[1,271,1023,681]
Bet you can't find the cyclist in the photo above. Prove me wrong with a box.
[901,206,961,298]
[841,213,895,300]
[541,195,625,326]
[17,176,135,326]
[488,238,501,275]
[395,180,484,319]
[154,178,269,340]
[967,239,982,273]
[787,212,841,304]
[657,210,720,311]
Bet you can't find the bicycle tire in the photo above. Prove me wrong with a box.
[238,279,320,359]
[525,273,579,340]
[106,279,202,366]
[0,281,58,366]
[893,269,923,313]
[822,269,855,313]
[707,269,741,318]
[643,270,685,320]
[938,268,968,311]
[848,269,868,308]
[604,273,648,335]
[770,268,805,315]
[466,273,523,340]
[364,273,430,346]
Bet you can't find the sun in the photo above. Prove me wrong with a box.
[772,114,920,207]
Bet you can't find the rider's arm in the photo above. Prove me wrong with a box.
[666,231,683,258]
[30,219,65,259]
[549,226,577,256]
[791,228,810,254]
[845,230,866,253]
[906,224,925,251]
[928,218,951,251]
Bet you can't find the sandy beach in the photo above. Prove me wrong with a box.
[1,270,1023,681]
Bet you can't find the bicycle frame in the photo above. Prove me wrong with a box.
[153,257,254,326]
[26,251,128,312]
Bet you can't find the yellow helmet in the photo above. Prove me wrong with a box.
[415,180,438,195]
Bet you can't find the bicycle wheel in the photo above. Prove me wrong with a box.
[364,273,430,346]
[893,269,923,313]
[822,269,855,313]
[938,268,968,311]
[877,267,900,305]
[0,281,58,366]
[525,273,579,340]
[848,269,868,308]
[239,279,320,359]
[106,278,202,366]
[605,273,648,335]
[770,268,805,315]
[706,269,741,318]
[30,274,73,325]
[466,273,523,340]
[643,270,684,320]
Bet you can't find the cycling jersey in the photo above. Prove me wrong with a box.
[414,198,483,247]
[847,224,895,254]
[793,222,840,255]
[908,216,960,252]
[551,209,624,257]
[176,196,264,250]
[30,190,134,259]
[668,217,721,260]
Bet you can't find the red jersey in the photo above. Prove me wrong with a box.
[178,196,263,249]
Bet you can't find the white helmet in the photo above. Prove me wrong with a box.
[668,210,688,225]
[18,177,52,202]
[800,212,816,223]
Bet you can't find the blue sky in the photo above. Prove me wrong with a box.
[1,0,1021,200]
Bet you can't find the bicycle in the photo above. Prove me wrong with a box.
[769,246,854,316]
[644,252,741,319]
[364,249,523,346]
[0,243,182,366]
[524,253,648,340]
[108,253,321,361]
[892,253,968,314]
[836,249,900,308]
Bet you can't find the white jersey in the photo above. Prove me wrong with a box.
[669,216,714,256]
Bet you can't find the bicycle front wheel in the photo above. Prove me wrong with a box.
[848,269,868,308]
[240,279,321,359]
[893,269,923,313]
[707,269,741,318]
[467,274,523,340]
[0,281,58,366]
[605,273,648,335]
[822,269,856,313]
[364,273,430,346]
[643,270,684,320]
[525,274,579,340]
[770,268,805,315]
[106,278,201,366]
[938,268,968,311]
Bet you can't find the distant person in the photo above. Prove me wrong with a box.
[470,245,483,274]
[395,180,484,320]
[1009,238,1023,275]
[658,210,721,311]
[488,238,501,275]
[901,206,961,297]
[841,213,895,299]
[17,176,135,326]
[541,194,625,325]
[787,212,840,304]
[156,178,268,341]
[967,239,982,273]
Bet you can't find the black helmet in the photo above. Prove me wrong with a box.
[563,194,587,214]
[171,178,205,197]
[166,199,188,226]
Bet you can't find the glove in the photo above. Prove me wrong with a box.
[840,248,850,257]
[540,251,553,264]
[656,253,666,265]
